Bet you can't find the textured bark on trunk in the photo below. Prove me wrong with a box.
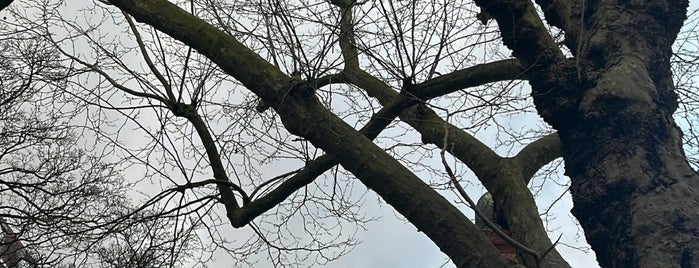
[559,2,699,267]
[562,73,699,268]
[477,0,699,267]
[559,3,699,266]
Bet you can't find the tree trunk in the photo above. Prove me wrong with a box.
[562,67,699,267]
[557,2,699,267]
[477,0,699,267]
[558,2,699,266]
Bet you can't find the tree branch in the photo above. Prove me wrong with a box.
[171,103,245,210]
[333,0,359,70]
[474,0,565,79]
[474,0,576,133]
[109,0,292,105]
[122,11,177,102]
[533,0,571,30]
[440,127,540,260]
[331,7,566,264]
[512,133,562,181]
[410,59,526,100]
[229,91,420,227]
[342,67,570,268]
[110,1,510,266]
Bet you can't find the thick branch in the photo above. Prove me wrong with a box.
[410,59,525,100]
[111,1,510,266]
[512,133,562,180]
[334,0,525,102]
[441,130,539,260]
[229,91,420,227]
[341,69,504,175]
[534,0,571,30]
[333,0,518,182]
[474,0,576,129]
[342,70,569,267]
[333,1,523,184]
[334,1,359,70]
[474,0,565,82]
[342,59,524,106]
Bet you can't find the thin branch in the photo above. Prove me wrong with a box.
[63,52,169,104]
[122,11,176,101]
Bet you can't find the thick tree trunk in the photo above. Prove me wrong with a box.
[555,2,699,267]
[561,72,699,267]
[558,3,699,266]
[477,0,699,267]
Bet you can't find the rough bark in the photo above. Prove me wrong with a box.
[477,0,699,267]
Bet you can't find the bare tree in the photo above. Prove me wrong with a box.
[0,8,202,268]
[2,0,699,267]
